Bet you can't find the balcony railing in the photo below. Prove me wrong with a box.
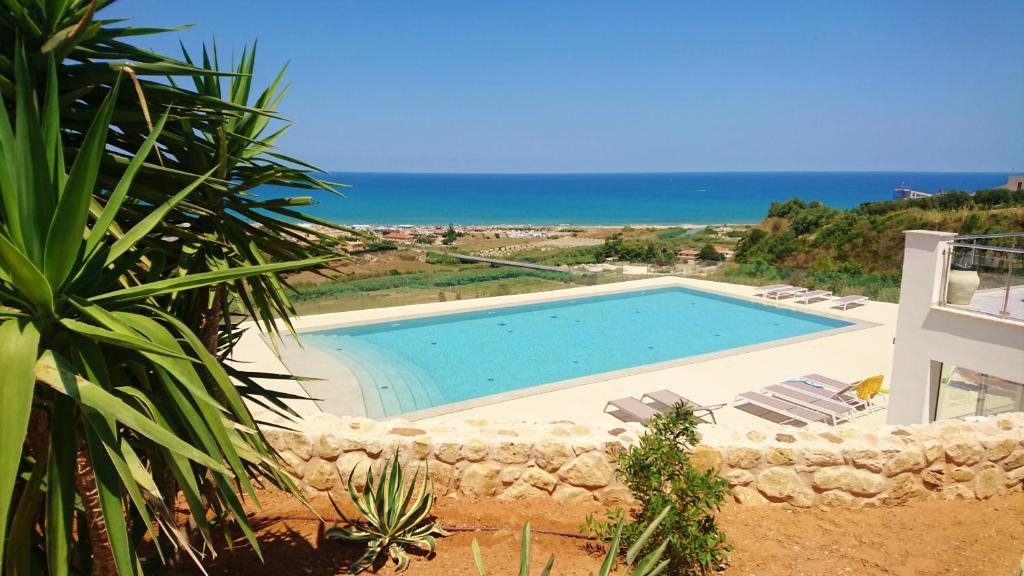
[939,232,1024,322]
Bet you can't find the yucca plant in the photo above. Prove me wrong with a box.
[2,0,354,346]
[471,507,671,576]
[0,40,330,575]
[325,452,449,573]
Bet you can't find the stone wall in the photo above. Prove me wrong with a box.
[265,413,643,505]
[265,412,1024,507]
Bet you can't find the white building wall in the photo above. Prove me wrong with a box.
[887,231,1024,424]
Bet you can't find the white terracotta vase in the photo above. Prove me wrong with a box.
[946,269,980,305]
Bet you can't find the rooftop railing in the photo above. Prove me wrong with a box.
[939,232,1024,323]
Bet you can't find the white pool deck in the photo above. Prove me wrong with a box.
[232,277,897,428]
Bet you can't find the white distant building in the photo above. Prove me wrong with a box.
[893,185,933,200]
[1003,176,1023,191]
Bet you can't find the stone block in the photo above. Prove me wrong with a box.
[756,468,815,507]
[723,469,754,486]
[845,449,885,472]
[552,485,595,504]
[950,467,975,482]
[560,452,613,488]
[812,466,887,496]
[533,439,574,472]
[460,463,502,498]
[303,460,338,491]
[728,447,763,469]
[974,466,1001,499]
[500,466,524,485]
[881,474,927,505]
[820,490,856,507]
[316,433,341,460]
[766,447,798,466]
[733,486,767,506]
[882,449,926,477]
[499,481,547,501]
[462,438,490,462]
[983,438,1017,461]
[802,448,844,467]
[1002,449,1024,471]
[284,432,313,461]
[596,486,634,505]
[522,468,557,493]
[689,445,724,473]
[946,441,984,465]
[434,442,462,464]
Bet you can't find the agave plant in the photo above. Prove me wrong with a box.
[325,452,449,573]
[0,40,330,575]
[471,507,671,576]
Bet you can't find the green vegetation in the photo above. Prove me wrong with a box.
[697,244,724,262]
[584,405,731,575]
[442,223,459,245]
[363,239,399,252]
[475,508,671,576]
[326,453,448,573]
[512,245,603,266]
[716,194,1024,302]
[293,267,575,301]
[425,251,464,265]
[1,4,339,574]
[597,234,679,265]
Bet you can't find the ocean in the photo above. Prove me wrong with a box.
[258,172,1009,226]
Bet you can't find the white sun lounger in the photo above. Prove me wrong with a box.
[641,389,726,424]
[761,385,855,425]
[778,379,867,410]
[753,284,791,297]
[604,397,659,423]
[733,391,830,426]
[792,290,832,304]
[801,373,887,410]
[765,286,808,300]
[830,295,868,310]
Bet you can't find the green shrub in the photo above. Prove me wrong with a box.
[426,251,462,265]
[476,508,671,576]
[326,452,448,573]
[584,404,731,575]
[697,243,724,262]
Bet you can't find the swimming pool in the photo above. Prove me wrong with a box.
[293,287,855,418]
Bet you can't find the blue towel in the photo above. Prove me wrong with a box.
[785,377,825,389]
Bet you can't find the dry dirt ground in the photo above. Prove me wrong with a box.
[181,489,1024,576]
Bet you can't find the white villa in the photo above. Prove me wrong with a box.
[888,231,1024,424]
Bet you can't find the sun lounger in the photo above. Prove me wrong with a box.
[733,391,830,425]
[830,294,868,310]
[778,379,867,409]
[762,385,855,425]
[604,397,660,423]
[641,389,726,424]
[765,286,808,300]
[801,373,887,410]
[792,290,832,304]
[753,284,791,297]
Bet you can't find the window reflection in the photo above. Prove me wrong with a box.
[935,365,1024,420]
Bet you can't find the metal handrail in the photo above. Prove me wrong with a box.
[942,236,1022,321]
[954,232,1024,240]
[949,243,1024,255]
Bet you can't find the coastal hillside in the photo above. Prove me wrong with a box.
[712,189,1024,301]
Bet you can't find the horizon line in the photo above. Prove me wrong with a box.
[319,169,1016,176]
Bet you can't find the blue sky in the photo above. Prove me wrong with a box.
[107,1,1023,173]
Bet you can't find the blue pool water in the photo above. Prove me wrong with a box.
[304,288,853,418]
